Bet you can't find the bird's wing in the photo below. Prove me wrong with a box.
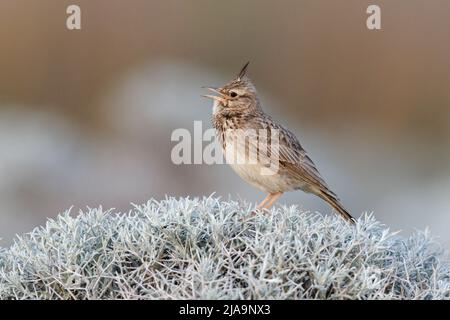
[277,126,336,196]
[243,120,336,197]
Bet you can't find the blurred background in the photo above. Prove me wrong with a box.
[1,0,449,246]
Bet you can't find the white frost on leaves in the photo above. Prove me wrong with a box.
[0,196,449,300]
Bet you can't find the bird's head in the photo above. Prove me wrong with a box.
[203,62,261,115]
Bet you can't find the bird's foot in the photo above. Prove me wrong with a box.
[239,210,255,222]
[239,208,266,222]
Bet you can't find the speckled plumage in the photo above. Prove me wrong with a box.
[204,63,354,222]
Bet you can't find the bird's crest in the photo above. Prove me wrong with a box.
[237,61,250,80]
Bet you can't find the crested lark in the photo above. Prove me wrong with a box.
[203,62,355,223]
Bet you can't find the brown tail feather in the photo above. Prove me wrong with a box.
[319,191,355,224]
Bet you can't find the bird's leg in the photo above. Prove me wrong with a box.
[262,192,283,210]
[250,192,283,217]
[248,194,274,217]
[256,193,274,210]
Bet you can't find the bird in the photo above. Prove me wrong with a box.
[203,62,355,223]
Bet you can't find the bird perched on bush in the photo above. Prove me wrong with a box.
[203,62,355,223]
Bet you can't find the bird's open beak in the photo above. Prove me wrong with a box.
[202,87,229,103]
[202,94,222,101]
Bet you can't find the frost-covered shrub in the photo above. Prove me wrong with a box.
[0,196,449,300]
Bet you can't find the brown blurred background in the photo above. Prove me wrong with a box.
[1,0,449,246]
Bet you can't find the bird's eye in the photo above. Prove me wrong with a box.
[229,91,238,98]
